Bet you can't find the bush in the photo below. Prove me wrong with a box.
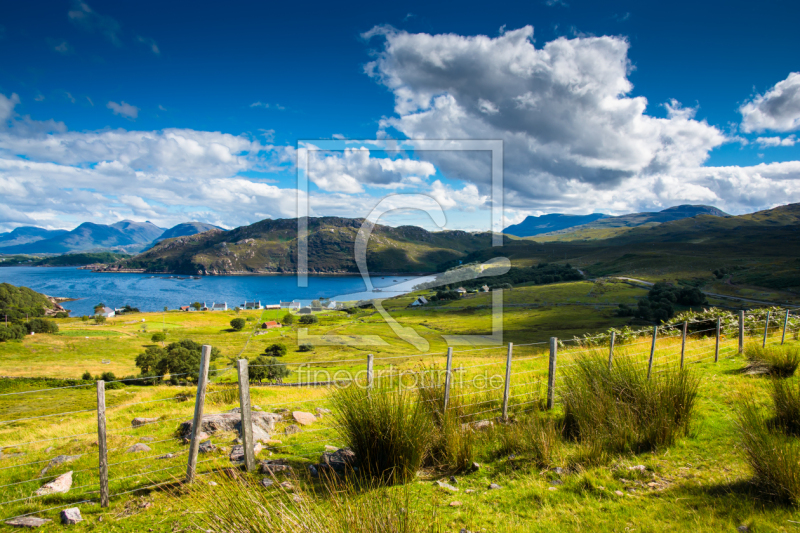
[492,412,563,466]
[299,315,318,325]
[25,318,59,334]
[282,312,294,325]
[93,315,106,325]
[298,343,314,352]
[417,376,476,472]
[737,395,800,503]
[0,324,26,342]
[135,339,221,382]
[230,318,246,331]
[264,343,287,357]
[54,311,69,318]
[249,356,291,383]
[744,343,800,377]
[100,371,116,382]
[771,378,800,436]
[151,332,166,343]
[331,384,433,483]
[82,371,92,380]
[561,353,698,456]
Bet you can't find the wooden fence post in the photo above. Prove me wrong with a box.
[647,326,657,379]
[608,331,615,370]
[739,311,744,354]
[763,310,771,348]
[236,359,256,473]
[96,380,109,508]
[443,347,453,411]
[782,309,790,345]
[501,343,513,420]
[547,337,558,410]
[680,322,687,370]
[367,353,374,389]
[715,317,721,363]
[186,345,212,483]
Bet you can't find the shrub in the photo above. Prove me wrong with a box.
[100,371,116,382]
[25,318,59,334]
[744,343,800,377]
[134,340,221,382]
[282,312,294,325]
[81,371,92,380]
[0,324,26,342]
[93,315,106,325]
[417,376,476,472]
[299,315,318,325]
[561,353,698,456]
[331,384,433,483]
[737,396,800,503]
[151,332,166,343]
[493,412,563,466]
[264,343,287,357]
[54,311,69,318]
[230,318,246,331]
[298,343,313,352]
[249,356,291,383]
[771,378,800,436]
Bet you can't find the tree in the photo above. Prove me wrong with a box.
[135,339,221,382]
[164,306,169,312]
[26,318,58,334]
[94,303,106,315]
[282,312,294,325]
[0,324,25,342]
[151,332,167,345]
[230,318,246,331]
[298,315,318,325]
[93,315,106,325]
[191,302,203,311]
[250,356,290,384]
[264,343,287,357]
[234,306,241,314]
[298,343,313,352]
[82,371,92,380]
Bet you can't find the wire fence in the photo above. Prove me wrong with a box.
[1,309,798,524]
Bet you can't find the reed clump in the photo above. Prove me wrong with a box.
[744,343,800,377]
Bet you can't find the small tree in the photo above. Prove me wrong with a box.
[25,318,59,334]
[164,306,169,312]
[82,371,92,380]
[94,303,106,315]
[250,356,291,384]
[93,315,106,325]
[191,302,203,311]
[264,343,287,357]
[298,343,313,352]
[230,318,246,331]
[234,306,241,314]
[151,332,167,345]
[282,312,294,325]
[299,315,318,325]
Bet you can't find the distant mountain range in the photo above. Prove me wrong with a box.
[0,221,223,255]
[504,205,729,239]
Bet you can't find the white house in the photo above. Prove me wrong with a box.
[242,301,262,310]
[456,287,467,296]
[210,302,228,311]
[97,306,115,318]
[264,304,281,310]
[411,296,428,307]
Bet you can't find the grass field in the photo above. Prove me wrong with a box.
[1,325,799,530]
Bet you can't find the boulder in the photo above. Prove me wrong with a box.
[35,471,73,495]
[198,441,217,454]
[178,412,280,439]
[260,478,274,488]
[319,448,356,475]
[5,516,51,527]
[292,411,316,426]
[40,455,80,477]
[229,442,263,463]
[132,417,158,428]
[127,443,151,453]
[488,483,501,490]
[60,508,83,525]
[260,460,292,475]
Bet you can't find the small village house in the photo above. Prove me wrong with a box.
[264,304,281,310]
[456,287,467,296]
[411,296,428,307]
[97,306,115,318]
[210,302,228,311]
[243,301,262,310]
[261,321,282,329]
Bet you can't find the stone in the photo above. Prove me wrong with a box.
[488,483,501,490]
[35,471,73,495]
[470,462,480,472]
[39,455,80,477]
[253,405,262,411]
[157,452,179,459]
[260,478,274,488]
[127,443,151,453]
[280,481,294,490]
[548,486,558,491]
[628,465,646,472]
[229,442,263,462]
[284,425,301,435]
[60,508,83,524]
[449,501,462,507]
[614,490,624,496]
[132,417,159,428]
[647,482,658,488]
[737,526,750,532]
[466,420,493,431]
[550,479,563,486]
[319,448,356,474]
[552,467,564,475]
[434,480,459,492]
[5,516,52,527]
[260,461,292,475]
[449,475,458,485]
[208,481,218,487]
[465,489,475,494]
[178,412,281,439]
[198,441,217,453]
[292,411,316,426]
[316,407,331,414]
[308,465,319,477]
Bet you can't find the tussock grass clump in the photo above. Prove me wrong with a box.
[744,343,800,377]
[492,411,562,466]
[772,378,800,435]
[417,378,476,472]
[330,384,433,483]
[561,354,698,456]
[181,471,443,533]
[736,394,800,504]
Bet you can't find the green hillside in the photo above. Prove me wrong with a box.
[103,217,508,274]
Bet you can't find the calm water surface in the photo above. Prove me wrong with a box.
[0,267,433,316]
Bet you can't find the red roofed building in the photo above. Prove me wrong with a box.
[261,321,282,329]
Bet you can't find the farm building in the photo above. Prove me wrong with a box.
[297,307,312,315]
[210,302,228,311]
[456,287,467,296]
[243,301,262,310]
[280,301,300,310]
[411,296,428,307]
[97,306,115,318]
[264,304,281,310]
[261,321,282,329]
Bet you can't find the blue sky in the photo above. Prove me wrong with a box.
[1,0,799,232]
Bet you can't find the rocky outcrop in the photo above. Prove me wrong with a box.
[178,412,281,440]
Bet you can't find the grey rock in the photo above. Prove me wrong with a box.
[628,465,646,472]
[260,478,274,488]
[253,405,262,411]
[60,508,83,525]
[552,467,564,475]
[324,445,338,452]
[488,483,502,490]
[470,462,480,472]
[35,471,72,495]
[292,411,316,426]
[229,442,263,462]
[5,516,52,527]
[449,475,458,485]
[127,443,151,453]
[308,465,319,478]
[319,448,356,474]
[40,455,80,477]
[275,408,289,414]
[260,461,292,475]
[434,480,459,492]
[550,479,564,486]
[198,441,217,454]
[131,417,158,428]
[178,412,281,439]
[284,424,301,435]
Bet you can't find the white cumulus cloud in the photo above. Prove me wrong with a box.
[740,72,800,133]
